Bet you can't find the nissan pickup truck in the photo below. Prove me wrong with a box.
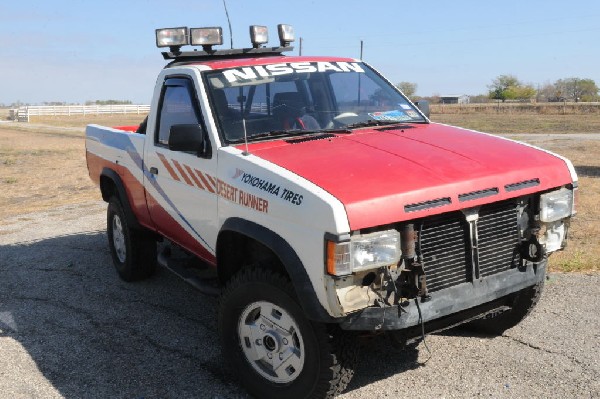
[85,25,577,399]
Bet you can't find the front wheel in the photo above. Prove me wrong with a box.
[219,267,357,399]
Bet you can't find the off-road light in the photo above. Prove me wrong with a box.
[250,25,268,48]
[277,24,294,47]
[190,27,223,49]
[156,27,189,48]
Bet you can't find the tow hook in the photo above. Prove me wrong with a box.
[413,263,431,302]
[521,235,545,263]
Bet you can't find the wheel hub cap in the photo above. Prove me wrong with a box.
[237,300,304,383]
[112,215,126,263]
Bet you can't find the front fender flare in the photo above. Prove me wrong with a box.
[219,217,337,323]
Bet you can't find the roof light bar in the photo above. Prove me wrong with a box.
[190,27,223,51]
[249,25,268,48]
[277,24,295,47]
[156,27,189,49]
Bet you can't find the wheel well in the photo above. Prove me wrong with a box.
[100,174,117,202]
[216,231,289,285]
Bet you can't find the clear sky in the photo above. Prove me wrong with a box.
[1,0,599,105]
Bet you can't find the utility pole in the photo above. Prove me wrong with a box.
[299,37,303,56]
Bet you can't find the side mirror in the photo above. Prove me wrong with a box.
[414,100,430,118]
[168,124,210,157]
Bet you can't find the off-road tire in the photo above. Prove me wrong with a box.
[219,267,358,399]
[465,278,544,335]
[107,196,157,282]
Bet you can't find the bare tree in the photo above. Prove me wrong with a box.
[396,82,417,98]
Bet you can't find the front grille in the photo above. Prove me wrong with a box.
[478,201,520,277]
[418,200,521,293]
[419,213,470,292]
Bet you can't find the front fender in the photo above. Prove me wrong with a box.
[218,217,337,323]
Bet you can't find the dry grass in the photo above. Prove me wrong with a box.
[532,140,600,273]
[0,127,96,219]
[0,114,598,272]
[431,113,600,134]
[431,102,600,115]
[29,114,147,128]
[0,115,145,220]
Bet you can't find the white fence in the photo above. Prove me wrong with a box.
[15,105,151,122]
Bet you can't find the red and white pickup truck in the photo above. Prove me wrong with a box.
[86,25,577,399]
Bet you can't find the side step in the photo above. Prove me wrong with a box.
[157,246,221,297]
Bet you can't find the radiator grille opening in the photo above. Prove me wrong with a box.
[477,201,520,277]
[419,212,470,293]
[418,199,521,293]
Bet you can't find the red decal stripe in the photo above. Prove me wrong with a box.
[157,153,180,181]
[205,174,216,189]
[172,160,193,186]
[195,170,215,193]
[185,164,204,189]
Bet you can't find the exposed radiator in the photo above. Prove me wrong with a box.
[418,200,520,293]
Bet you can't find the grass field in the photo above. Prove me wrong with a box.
[431,113,600,134]
[0,113,598,272]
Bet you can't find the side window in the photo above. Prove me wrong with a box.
[156,79,204,146]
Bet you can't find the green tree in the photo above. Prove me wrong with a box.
[396,81,417,98]
[505,84,537,101]
[555,78,599,102]
[488,75,520,102]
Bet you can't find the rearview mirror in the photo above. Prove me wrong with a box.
[414,100,430,118]
[168,124,210,157]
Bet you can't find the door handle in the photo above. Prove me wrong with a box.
[149,167,159,175]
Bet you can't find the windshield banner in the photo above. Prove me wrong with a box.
[222,62,365,83]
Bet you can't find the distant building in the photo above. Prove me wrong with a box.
[440,95,470,104]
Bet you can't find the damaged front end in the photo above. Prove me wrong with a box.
[326,187,575,332]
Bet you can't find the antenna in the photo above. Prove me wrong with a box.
[242,117,250,156]
[222,0,234,49]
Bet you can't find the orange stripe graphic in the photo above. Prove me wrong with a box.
[195,169,215,193]
[205,174,216,189]
[172,160,193,186]
[185,165,204,190]
[157,153,180,181]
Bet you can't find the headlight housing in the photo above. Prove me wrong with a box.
[539,187,574,222]
[327,230,401,276]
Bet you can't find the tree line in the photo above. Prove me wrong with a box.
[396,76,599,103]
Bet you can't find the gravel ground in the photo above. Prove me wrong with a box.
[0,202,598,398]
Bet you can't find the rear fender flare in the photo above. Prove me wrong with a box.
[100,168,141,230]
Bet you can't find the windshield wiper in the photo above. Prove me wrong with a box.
[228,128,352,144]
[345,120,407,129]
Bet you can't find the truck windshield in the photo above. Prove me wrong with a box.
[204,61,426,143]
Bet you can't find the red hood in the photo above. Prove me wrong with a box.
[243,123,573,230]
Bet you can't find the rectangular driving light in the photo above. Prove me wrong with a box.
[277,24,295,46]
[156,27,189,48]
[190,27,223,48]
[539,187,574,222]
[250,25,268,48]
[326,230,401,276]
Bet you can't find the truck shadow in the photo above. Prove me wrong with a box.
[0,232,428,398]
[345,336,421,392]
[0,232,245,398]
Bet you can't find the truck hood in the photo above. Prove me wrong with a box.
[243,123,574,230]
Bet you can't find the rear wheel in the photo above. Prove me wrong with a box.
[107,197,157,281]
[219,267,357,399]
